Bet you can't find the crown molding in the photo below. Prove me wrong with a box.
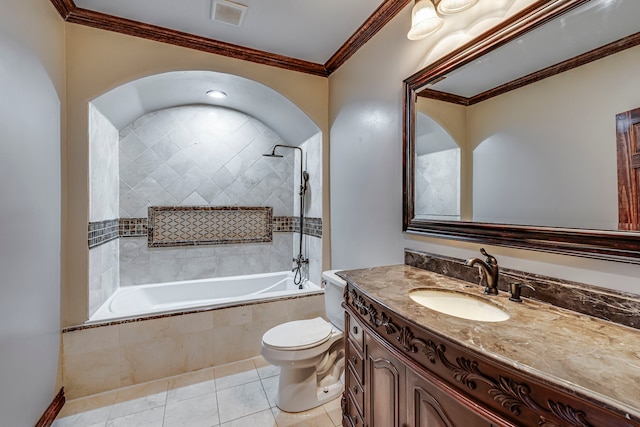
[325,0,411,74]
[49,0,408,77]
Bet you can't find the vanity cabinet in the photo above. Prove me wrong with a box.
[341,282,638,427]
[343,308,491,427]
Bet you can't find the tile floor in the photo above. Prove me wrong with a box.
[53,356,342,427]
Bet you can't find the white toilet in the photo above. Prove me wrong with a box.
[260,270,347,412]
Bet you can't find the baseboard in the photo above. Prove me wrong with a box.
[35,388,65,427]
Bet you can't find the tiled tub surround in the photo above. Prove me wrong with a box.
[119,235,293,287]
[339,265,640,424]
[405,249,640,330]
[88,103,325,316]
[87,216,323,287]
[89,239,119,316]
[62,293,325,400]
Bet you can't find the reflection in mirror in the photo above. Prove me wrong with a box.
[403,0,640,263]
[414,112,460,221]
[413,0,640,230]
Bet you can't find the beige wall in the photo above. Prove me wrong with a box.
[0,0,65,424]
[63,24,330,327]
[329,0,640,294]
[467,45,640,229]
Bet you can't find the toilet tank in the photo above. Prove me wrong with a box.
[322,270,347,331]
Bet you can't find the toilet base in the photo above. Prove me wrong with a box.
[270,337,345,413]
[276,365,344,412]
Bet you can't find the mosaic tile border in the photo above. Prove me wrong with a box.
[299,217,322,238]
[273,216,322,237]
[88,219,119,248]
[405,249,640,330]
[89,215,323,248]
[148,206,273,247]
[119,218,147,237]
[273,216,296,232]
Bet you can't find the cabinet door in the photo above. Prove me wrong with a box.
[366,333,405,427]
[406,367,491,427]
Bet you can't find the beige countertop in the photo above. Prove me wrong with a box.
[339,265,640,421]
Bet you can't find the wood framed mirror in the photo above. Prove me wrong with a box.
[403,0,640,263]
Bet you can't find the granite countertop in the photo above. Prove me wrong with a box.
[339,265,640,421]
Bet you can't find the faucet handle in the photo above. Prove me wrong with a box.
[480,248,497,266]
[509,283,536,302]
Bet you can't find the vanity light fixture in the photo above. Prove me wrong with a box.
[206,89,227,99]
[435,0,479,15]
[407,0,444,40]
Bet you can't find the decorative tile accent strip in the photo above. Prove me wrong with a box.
[91,215,322,246]
[273,216,296,232]
[405,249,640,330]
[88,219,119,248]
[148,206,273,247]
[300,217,322,238]
[273,216,322,237]
[119,218,147,237]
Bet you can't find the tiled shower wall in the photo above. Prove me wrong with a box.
[88,104,120,315]
[415,148,460,219]
[117,105,306,287]
[119,106,295,217]
[88,104,323,313]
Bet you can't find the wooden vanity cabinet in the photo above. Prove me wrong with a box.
[343,308,491,427]
[342,284,637,427]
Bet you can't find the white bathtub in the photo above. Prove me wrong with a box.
[89,271,322,323]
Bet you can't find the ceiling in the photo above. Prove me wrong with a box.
[428,0,640,98]
[92,71,320,143]
[51,0,410,76]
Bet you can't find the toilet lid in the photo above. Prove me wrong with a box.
[263,317,333,350]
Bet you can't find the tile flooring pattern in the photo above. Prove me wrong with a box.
[54,356,342,427]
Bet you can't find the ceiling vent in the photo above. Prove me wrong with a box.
[211,0,248,27]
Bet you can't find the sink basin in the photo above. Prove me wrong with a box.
[409,289,510,322]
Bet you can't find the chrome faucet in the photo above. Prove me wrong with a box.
[465,248,500,295]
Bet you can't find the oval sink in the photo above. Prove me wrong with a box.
[409,289,510,322]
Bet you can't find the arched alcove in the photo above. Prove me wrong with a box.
[87,71,323,318]
[414,112,461,220]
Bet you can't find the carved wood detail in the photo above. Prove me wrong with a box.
[346,286,595,427]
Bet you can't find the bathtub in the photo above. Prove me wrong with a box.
[88,271,322,323]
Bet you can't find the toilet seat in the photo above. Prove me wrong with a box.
[263,317,333,351]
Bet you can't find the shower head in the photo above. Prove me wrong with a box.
[303,171,309,182]
[262,152,284,158]
[262,146,284,158]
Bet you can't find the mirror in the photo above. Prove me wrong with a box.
[403,0,640,263]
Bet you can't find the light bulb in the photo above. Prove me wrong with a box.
[407,0,444,40]
[435,0,479,15]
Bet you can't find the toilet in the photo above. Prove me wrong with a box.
[260,270,347,412]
